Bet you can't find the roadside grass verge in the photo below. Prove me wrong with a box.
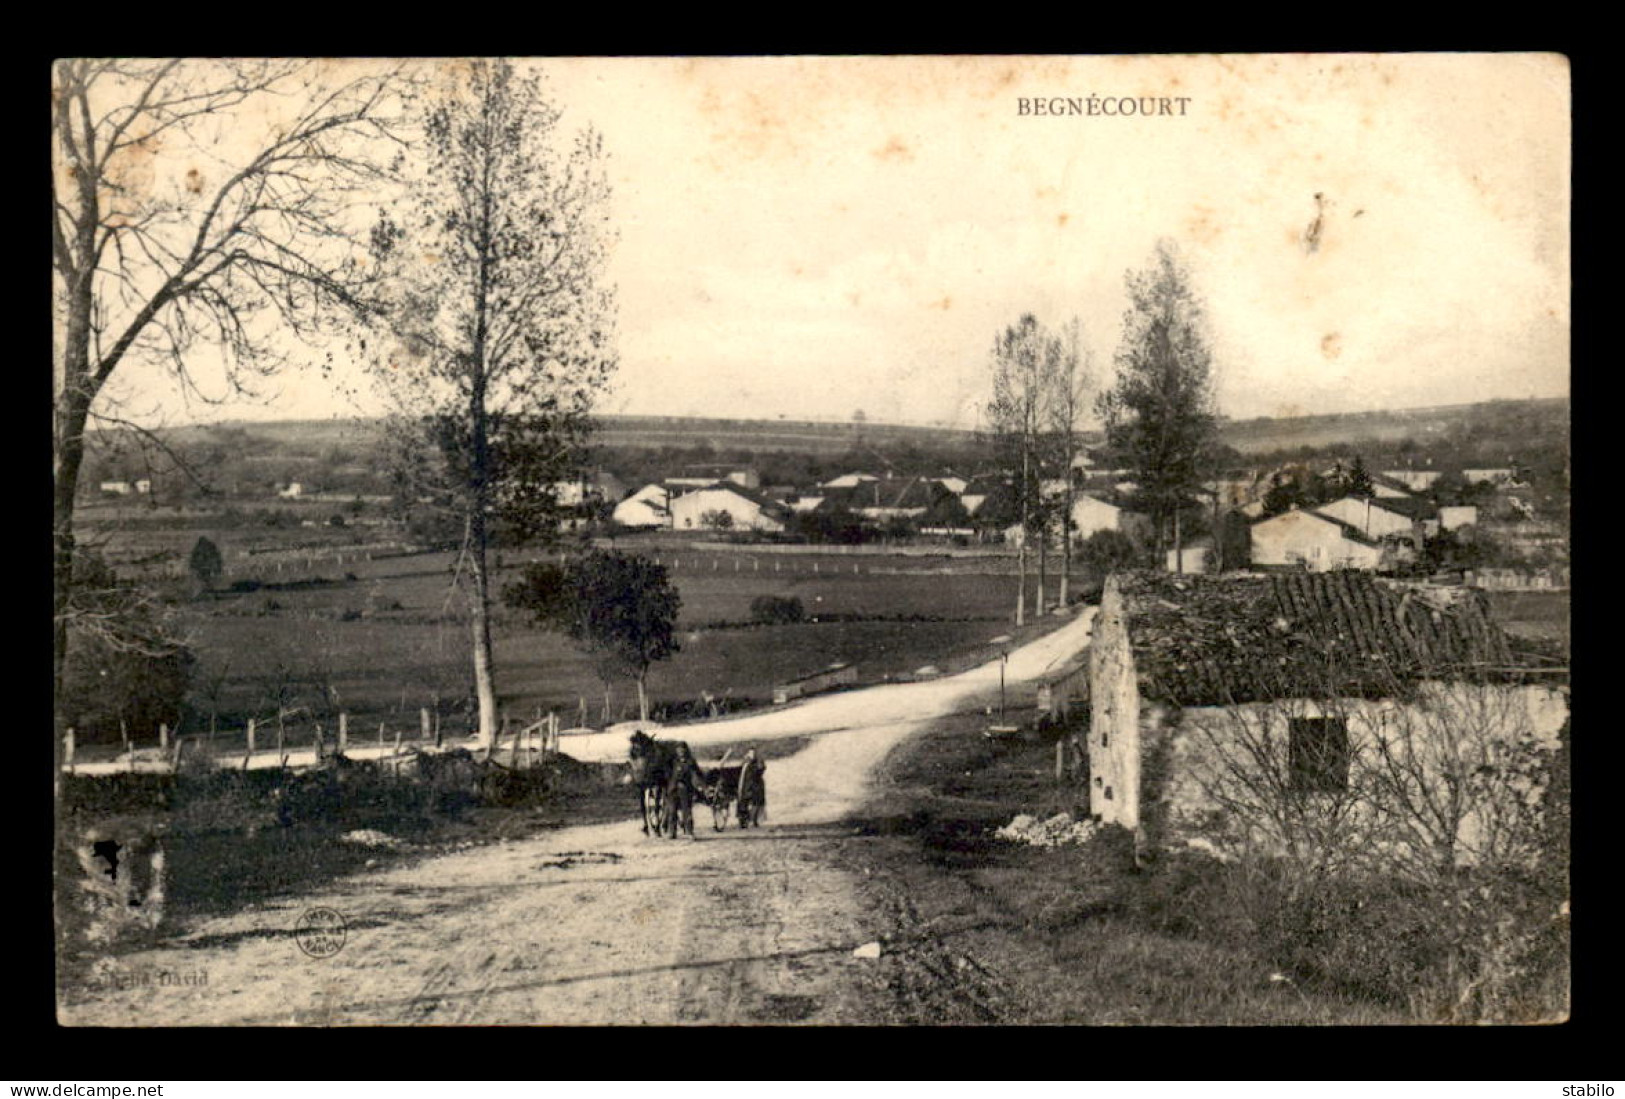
[838,709,1413,1025]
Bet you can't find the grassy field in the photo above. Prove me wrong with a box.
[76,535,1078,756]
[1486,589,1570,652]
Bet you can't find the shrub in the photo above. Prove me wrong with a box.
[750,594,805,625]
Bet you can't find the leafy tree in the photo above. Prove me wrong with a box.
[187,536,224,594]
[1263,472,1305,517]
[1079,529,1140,577]
[58,550,195,742]
[699,509,735,531]
[505,550,679,722]
[52,59,405,733]
[1098,241,1219,570]
[369,60,616,749]
[1347,455,1376,499]
[921,490,971,529]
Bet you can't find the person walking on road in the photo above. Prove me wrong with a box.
[737,746,767,828]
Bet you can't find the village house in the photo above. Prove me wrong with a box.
[958,477,1001,518]
[1315,494,1437,542]
[667,482,789,533]
[1464,468,1519,486]
[1248,507,1387,571]
[1084,571,1568,862]
[1069,493,1153,545]
[98,480,131,495]
[1380,469,1442,493]
[1438,504,1479,531]
[820,472,880,490]
[611,483,672,529]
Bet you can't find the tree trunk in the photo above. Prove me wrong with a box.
[468,512,499,755]
[1015,442,1029,627]
[1037,521,1048,618]
[1173,509,1183,575]
[1014,540,1027,627]
[1059,483,1073,607]
[637,672,649,723]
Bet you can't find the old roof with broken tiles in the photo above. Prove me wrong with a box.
[1113,570,1517,706]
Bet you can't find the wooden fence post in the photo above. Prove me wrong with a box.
[171,736,185,772]
[378,722,386,759]
[1056,740,1066,784]
[64,728,75,775]
[121,720,132,773]
[313,723,325,763]
[159,722,169,752]
[392,727,404,779]
[338,712,348,756]
[245,718,256,771]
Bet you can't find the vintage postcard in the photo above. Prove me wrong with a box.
[53,54,1569,1027]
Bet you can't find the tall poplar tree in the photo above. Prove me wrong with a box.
[370,60,616,751]
[1099,241,1218,570]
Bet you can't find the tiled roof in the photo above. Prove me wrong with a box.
[1117,570,1514,705]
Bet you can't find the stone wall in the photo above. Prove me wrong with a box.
[1088,575,1140,830]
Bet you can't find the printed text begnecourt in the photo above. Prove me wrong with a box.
[1018,96,1192,117]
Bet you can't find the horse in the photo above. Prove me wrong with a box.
[627,731,682,836]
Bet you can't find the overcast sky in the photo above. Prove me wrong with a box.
[97,54,1571,431]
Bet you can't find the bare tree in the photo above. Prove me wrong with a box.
[987,315,1048,626]
[1045,318,1093,606]
[368,60,616,751]
[52,59,407,731]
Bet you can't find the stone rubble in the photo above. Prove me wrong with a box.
[994,812,1099,848]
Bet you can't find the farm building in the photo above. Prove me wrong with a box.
[1380,469,1442,493]
[98,481,131,495]
[1439,504,1479,530]
[612,484,672,529]
[1315,494,1435,542]
[1465,468,1519,486]
[821,472,880,490]
[1069,493,1153,545]
[668,483,789,533]
[552,470,627,509]
[1248,507,1386,571]
[1165,540,1215,575]
[1085,571,1568,863]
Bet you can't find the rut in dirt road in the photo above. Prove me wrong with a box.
[57,606,1096,1026]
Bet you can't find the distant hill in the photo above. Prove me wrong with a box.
[150,395,1569,464]
[1215,396,1569,457]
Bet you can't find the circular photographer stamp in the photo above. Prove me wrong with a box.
[294,906,348,959]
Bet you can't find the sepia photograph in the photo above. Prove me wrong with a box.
[52,54,1570,1026]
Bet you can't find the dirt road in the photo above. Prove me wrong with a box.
[58,607,1096,1026]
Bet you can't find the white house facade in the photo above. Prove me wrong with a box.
[668,485,786,533]
[1250,509,1384,571]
